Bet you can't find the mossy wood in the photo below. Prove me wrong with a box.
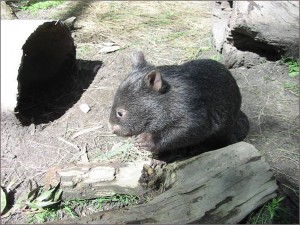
[51,142,278,224]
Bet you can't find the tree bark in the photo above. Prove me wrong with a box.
[49,142,278,224]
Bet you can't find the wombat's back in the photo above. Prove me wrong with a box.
[158,59,241,111]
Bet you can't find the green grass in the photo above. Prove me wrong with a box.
[263,75,275,82]
[98,11,124,21]
[246,196,297,224]
[210,53,222,62]
[283,82,299,96]
[154,30,188,44]
[280,58,299,96]
[28,209,59,224]
[26,194,140,223]
[143,11,176,27]
[77,45,92,55]
[90,1,212,63]
[98,140,133,161]
[282,58,299,78]
[98,6,176,26]
[20,0,64,12]
[64,194,140,211]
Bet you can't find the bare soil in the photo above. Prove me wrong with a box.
[1,1,299,224]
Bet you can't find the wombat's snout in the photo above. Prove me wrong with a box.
[108,108,127,135]
[108,122,117,133]
[108,121,121,134]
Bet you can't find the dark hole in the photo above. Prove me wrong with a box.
[230,30,284,61]
[13,21,102,125]
[15,59,102,126]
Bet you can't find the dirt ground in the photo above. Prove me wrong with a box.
[1,1,299,224]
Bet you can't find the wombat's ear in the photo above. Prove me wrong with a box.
[144,70,165,92]
[132,51,147,69]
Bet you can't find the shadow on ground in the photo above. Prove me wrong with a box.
[15,59,102,125]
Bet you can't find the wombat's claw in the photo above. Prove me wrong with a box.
[150,158,166,168]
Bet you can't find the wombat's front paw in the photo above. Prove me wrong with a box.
[150,158,166,168]
[135,133,156,151]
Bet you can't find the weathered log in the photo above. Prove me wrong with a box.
[1,20,75,112]
[212,1,299,68]
[1,2,17,19]
[211,1,232,52]
[49,142,278,224]
[44,161,150,200]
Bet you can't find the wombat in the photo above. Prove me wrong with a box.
[109,52,249,159]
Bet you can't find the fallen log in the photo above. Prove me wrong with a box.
[44,161,150,200]
[212,1,299,68]
[1,2,17,19]
[1,20,75,112]
[49,142,278,224]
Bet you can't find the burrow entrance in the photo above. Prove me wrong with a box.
[15,21,101,125]
[230,29,284,61]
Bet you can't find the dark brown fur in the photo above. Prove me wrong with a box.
[109,52,249,159]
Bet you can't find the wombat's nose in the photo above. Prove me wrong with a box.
[108,122,121,134]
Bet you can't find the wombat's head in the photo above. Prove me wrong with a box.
[109,52,169,137]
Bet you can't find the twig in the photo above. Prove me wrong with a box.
[85,86,115,90]
[257,93,270,134]
[97,134,116,137]
[71,126,104,139]
[28,170,47,181]
[58,137,80,151]
[27,140,58,149]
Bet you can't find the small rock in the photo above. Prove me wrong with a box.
[79,104,90,113]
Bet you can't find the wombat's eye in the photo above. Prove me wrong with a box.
[116,109,126,118]
[117,111,123,117]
